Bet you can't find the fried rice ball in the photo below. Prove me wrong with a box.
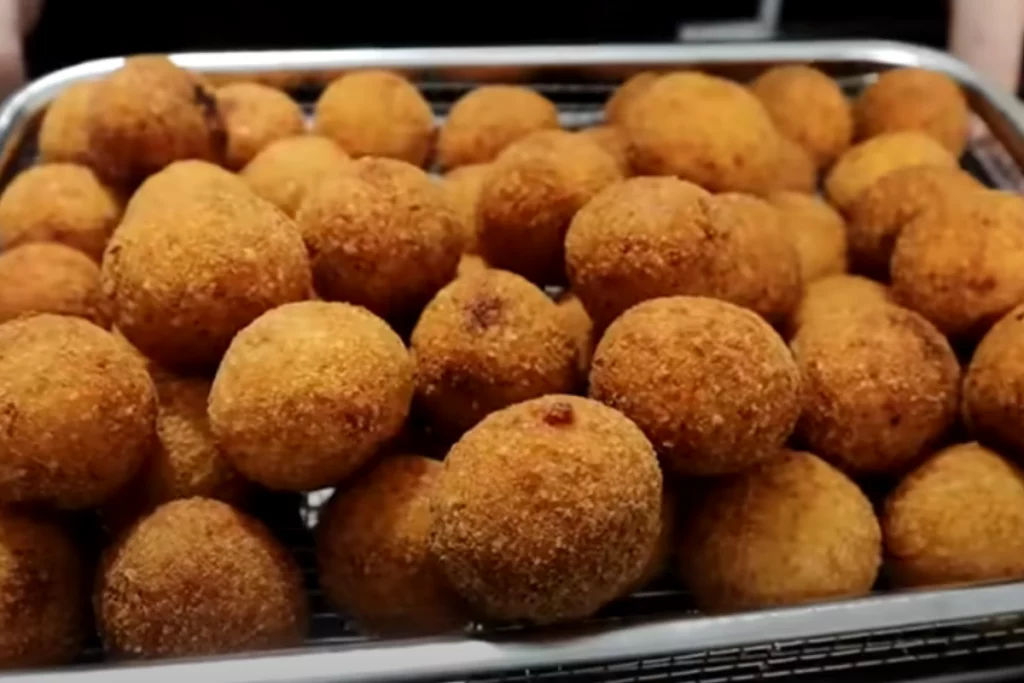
[751,65,853,170]
[626,486,677,593]
[477,129,622,284]
[767,135,817,194]
[216,82,305,170]
[678,451,880,613]
[824,131,956,211]
[442,163,489,254]
[97,498,307,658]
[0,315,156,508]
[317,455,468,636]
[297,157,462,324]
[847,165,982,278]
[210,301,413,491]
[786,274,892,338]
[0,243,110,326]
[767,191,847,283]
[856,68,969,156]
[314,70,434,166]
[429,395,662,624]
[577,126,631,175]
[411,269,576,436]
[38,81,96,165]
[604,71,659,125]
[792,304,959,476]
[884,443,1024,588]
[240,135,350,217]
[623,71,779,193]
[555,291,595,382]
[0,163,121,261]
[590,296,801,476]
[102,161,312,371]
[437,86,559,170]
[963,304,1024,460]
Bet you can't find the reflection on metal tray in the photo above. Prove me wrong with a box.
[3,41,1024,683]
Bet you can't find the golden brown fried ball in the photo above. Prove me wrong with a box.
[97,498,307,658]
[411,269,576,436]
[314,70,434,166]
[102,160,312,370]
[963,304,1024,460]
[824,132,956,211]
[210,301,413,491]
[767,191,847,283]
[317,455,468,636]
[847,165,981,278]
[577,126,631,175]
[240,134,349,217]
[792,304,959,476]
[856,68,969,156]
[456,253,488,278]
[627,486,677,593]
[590,296,801,476]
[0,243,110,326]
[0,163,121,261]
[884,443,1024,588]
[623,72,778,193]
[0,314,156,508]
[751,65,853,169]
[767,135,817,194]
[786,274,892,338]
[216,82,305,170]
[0,511,85,668]
[429,395,662,624]
[678,450,880,613]
[604,71,659,125]
[38,81,96,165]
[555,291,595,382]
[437,86,559,170]
[297,157,462,324]
[478,130,622,284]
[441,162,489,254]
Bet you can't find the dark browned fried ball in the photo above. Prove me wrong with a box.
[767,191,847,284]
[792,303,959,476]
[442,162,489,255]
[0,243,110,326]
[38,81,96,165]
[0,314,156,508]
[216,82,305,170]
[97,498,307,658]
[884,443,1024,588]
[577,126,631,176]
[786,274,892,338]
[766,135,817,194]
[963,304,1024,460]
[209,301,413,491]
[590,296,801,476]
[429,395,662,624]
[317,455,468,635]
[604,71,659,125]
[314,70,434,166]
[240,134,349,217]
[555,291,595,383]
[679,450,880,613]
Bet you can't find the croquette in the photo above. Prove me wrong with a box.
[477,129,622,284]
[410,269,577,436]
[767,191,847,283]
[240,134,350,217]
[623,72,779,193]
[102,160,312,370]
[751,65,853,169]
[767,135,817,194]
[678,450,880,613]
[316,455,468,635]
[604,71,659,125]
[38,81,95,165]
[555,291,595,383]
[578,126,631,176]
[856,68,970,155]
[297,157,463,324]
[0,511,84,667]
[97,498,307,657]
[457,253,488,278]
[884,443,1024,588]
[0,315,156,508]
[441,163,489,254]
[209,301,413,491]
[0,163,121,261]
[314,70,434,166]
[429,395,662,624]
[824,131,956,210]
[216,82,306,170]
[590,296,801,476]
[786,274,892,338]
[436,85,560,169]
[628,486,677,592]
[963,304,1024,460]
[0,243,110,327]
[791,304,959,475]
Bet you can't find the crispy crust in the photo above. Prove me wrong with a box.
[216,82,305,170]
[0,243,110,327]
[963,304,1024,460]
[240,135,349,217]
[767,191,847,284]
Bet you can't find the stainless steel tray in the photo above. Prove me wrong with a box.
[4,41,1024,683]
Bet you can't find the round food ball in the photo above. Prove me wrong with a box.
[38,81,95,165]
[792,304,959,475]
[787,274,892,338]
[605,72,659,125]
[0,163,121,261]
[751,65,853,169]
[555,291,595,382]
[884,443,1024,588]
[411,269,577,436]
[590,296,801,476]
[457,253,488,278]
[317,455,468,635]
[441,163,489,254]
[210,301,413,491]
[963,304,1024,460]
[856,68,969,155]
[0,315,156,508]
[627,486,677,593]
[678,450,880,613]
[429,395,662,624]
[314,70,433,166]
[577,126,631,175]
[767,135,817,194]
[97,498,307,657]
[240,134,349,217]
[478,130,622,284]
[0,243,110,326]
[767,191,847,283]
[216,82,305,170]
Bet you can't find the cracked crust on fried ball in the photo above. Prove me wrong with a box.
[216,82,305,170]
[963,304,1024,461]
[604,71,659,125]
[441,163,489,255]
[240,135,349,218]
[0,243,110,327]
[786,274,892,339]
[767,191,847,284]
[38,81,96,166]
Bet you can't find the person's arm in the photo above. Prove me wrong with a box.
[0,0,40,98]
[950,0,1024,94]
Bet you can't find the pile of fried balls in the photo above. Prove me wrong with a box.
[1,54,1023,668]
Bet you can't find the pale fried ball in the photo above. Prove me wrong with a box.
[0,243,110,326]
[577,126,631,175]
[441,163,489,254]
[38,81,96,165]
[216,82,305,170]
[240,135,349,217]
[786,274,892,338]
[963,304,1024,460]
[767,191,847,283]
[604,71,659,125]
[766,135,817,194]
